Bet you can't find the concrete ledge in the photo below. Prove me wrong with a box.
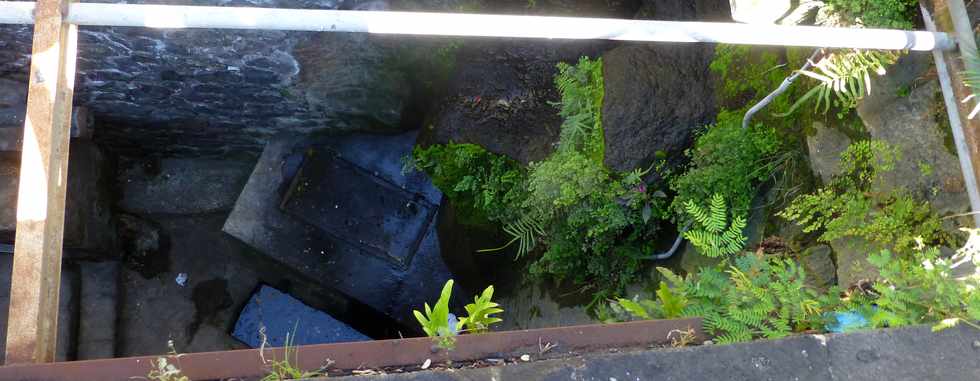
[333,325,980,381]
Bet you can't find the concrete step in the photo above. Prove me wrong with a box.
[76,261,119,360]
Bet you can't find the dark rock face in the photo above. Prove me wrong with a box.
[0,0,456,155]
[601,43,717,173]
[422,40,612,164]
[599,0,728,174]
[638,0,732,21]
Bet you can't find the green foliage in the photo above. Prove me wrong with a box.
[610,254,828,344]
[413,279,456,338]
[670,110,780,218]
[457,286,504,333]
[683,194,748,258]
[840,229,980,332]
[824,0,917,29]
[780,140,947,253]
[415,57,670,299]
[711,45,790,110]
[414,280,504,339]
[260,330,325,381]
[782,50,901,116]
[554,57,605,160]
[411,143,527,225]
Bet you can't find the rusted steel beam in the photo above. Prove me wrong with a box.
[0,318,703,381]
[4,0,77,364]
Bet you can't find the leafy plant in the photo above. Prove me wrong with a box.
[554,56,605,160]
[670,110,780,218]
[478,214,546,259]
[414,280,504,340]
[682,194,748,258]
[780,140,948,253]
[781,50,901,116]
[415,57,669,300]
[840,229,980,332]
[457,285,504,333]
[410,143,527,226]
[610,253,829,344]
[824,0,917,29]
[413,279,457,338]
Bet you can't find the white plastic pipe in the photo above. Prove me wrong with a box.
[0,2,957,51]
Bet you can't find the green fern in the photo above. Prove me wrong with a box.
[780,140,948,254]
[683,194,748,258]
[609,254,828,344]
[961,52,980,119]
[781,50,901,116]
[477,214,546,259]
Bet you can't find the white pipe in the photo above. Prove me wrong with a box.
[0,2,956,51]
[922,3,980,227]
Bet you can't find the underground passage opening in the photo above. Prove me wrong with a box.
[2,1,980,380]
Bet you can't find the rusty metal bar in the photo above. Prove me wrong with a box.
[0,318,703,381]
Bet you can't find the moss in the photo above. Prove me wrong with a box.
[930,88,958,157]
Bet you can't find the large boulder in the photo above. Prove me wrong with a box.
[858,53,971,217]
[601,43,717,174]
[806,122,852,184]
[420,40,612,164]
[638,0,732,21]
[600,0,728,175]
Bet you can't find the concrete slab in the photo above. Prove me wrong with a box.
[117,156,255,215]
[282,151,437,267]
[224,132,456,330]
[827,325,980,380]
[232,285,370,348]
[332,325,980,381]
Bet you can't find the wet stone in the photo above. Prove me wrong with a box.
[232,285,370,347]
[282,151,438,267]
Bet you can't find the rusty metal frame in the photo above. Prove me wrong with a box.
[0,318,703,381]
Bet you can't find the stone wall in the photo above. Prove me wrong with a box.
[0,0,456,156]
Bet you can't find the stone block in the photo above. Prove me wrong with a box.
[117,157,255,215]
[232,285,370,348]
[77,261,119,360]
[224,132,457,329]
[799,244,836,291]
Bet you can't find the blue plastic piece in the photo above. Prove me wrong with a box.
[232,285,371,348]
[826,311,869,333]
